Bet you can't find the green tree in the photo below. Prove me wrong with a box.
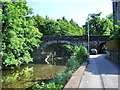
[106,13,113,21]
[1,1,42,67]
[33,15,84,35]
[69,19,79,26]
[57,19,83,35]
[83,13,114,35]
[100,18,113,35]
[32,14,45,34]
[106,14,120,35]
[43,19,61,35]
[33,15,62,35]
[62,16,68,22]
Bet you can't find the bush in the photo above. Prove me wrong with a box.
[53,72,71,85]
[66,45,88,70]
[31,45,88,89]
[66,56,80,71]
[32,82,63,89]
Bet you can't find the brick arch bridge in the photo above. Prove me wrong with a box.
[40,35,110,53]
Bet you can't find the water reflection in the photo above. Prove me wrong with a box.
[34,44,70,65]
[2,64,67,88]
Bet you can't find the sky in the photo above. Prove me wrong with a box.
[26,0,113,26]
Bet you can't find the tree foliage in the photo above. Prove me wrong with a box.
[1,1,42,67]
[33,15,84,35]
[106,13,113,21]
[83,13,115,35]
[57,18,83,35]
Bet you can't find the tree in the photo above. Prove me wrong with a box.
[57,19,83,35]
[106,13,120,35]
[62,16,67,22]
[43,19,61,35]
[33,15,84,36]
[83,13,114,35]
[32,14,45,34]
[1,1,42,67]
[69,19,79,26]
[106,13,113,21]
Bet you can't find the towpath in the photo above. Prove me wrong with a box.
[64,54,120,89]
[79,54,120,89]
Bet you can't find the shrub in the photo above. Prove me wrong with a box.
[32,81,63,89]
[66,56,80,71]
[53,72,71,85]
[31,45,88,89]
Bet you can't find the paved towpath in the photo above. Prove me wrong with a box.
[79,54,120,89]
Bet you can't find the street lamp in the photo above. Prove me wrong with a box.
[87,14,90,58]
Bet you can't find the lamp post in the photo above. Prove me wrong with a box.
[87,14,90,59]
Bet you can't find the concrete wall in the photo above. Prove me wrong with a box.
[106,50,120,63]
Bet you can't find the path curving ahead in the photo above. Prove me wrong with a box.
[79,54,120,89]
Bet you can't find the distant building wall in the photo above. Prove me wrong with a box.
[112,0,120,25]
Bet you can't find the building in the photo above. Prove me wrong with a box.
[112,0,120,26]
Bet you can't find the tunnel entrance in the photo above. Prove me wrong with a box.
[98,42,106,54]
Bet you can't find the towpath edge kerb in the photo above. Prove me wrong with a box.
[63,62,88,89]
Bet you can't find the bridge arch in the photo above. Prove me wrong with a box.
[36,42,74,65]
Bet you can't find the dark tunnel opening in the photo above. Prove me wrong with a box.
[98,42,106,54]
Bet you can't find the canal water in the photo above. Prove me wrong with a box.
[2,44,70,89]
[2,64,67,88]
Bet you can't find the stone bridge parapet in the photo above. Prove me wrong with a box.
[40,35,110,53]
[41,35,110,42]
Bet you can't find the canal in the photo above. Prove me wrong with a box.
[2,44,70,89]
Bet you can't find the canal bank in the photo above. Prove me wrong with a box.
[63,62,88,89]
